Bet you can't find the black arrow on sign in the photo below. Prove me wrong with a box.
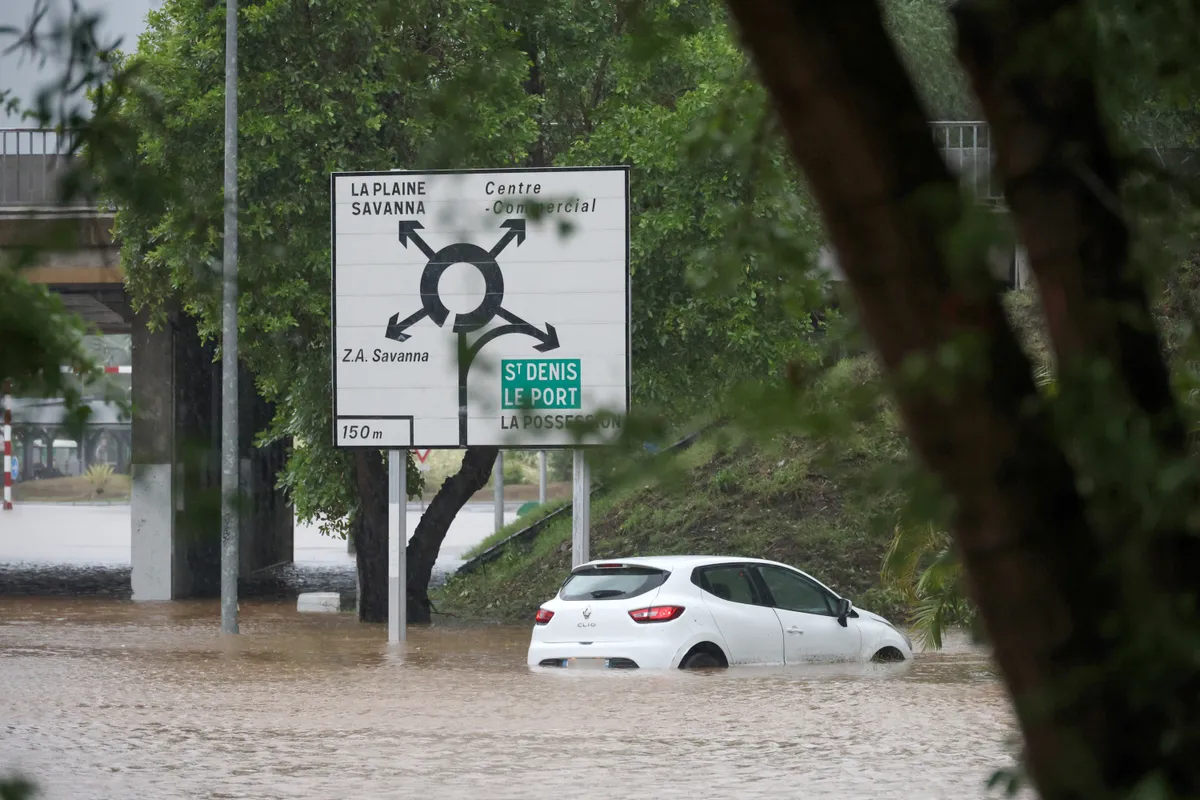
[457,307,561,446]
[398,220,435,259]
[489,219,526,257]
[384,308,428,342]
[464,307,559,366]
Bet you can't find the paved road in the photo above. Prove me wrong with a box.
[0,502,518,574]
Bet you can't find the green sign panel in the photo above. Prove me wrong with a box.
[502,358,582,410]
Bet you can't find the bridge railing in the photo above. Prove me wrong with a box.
[4,124,1001,209]
[930,120,1002,203]
[0,127,95,211]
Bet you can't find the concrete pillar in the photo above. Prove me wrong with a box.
[131,308,294,600]
[130,306,179,600]
[131,309,220,599]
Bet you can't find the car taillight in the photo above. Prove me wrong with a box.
[535,608,554,625]
[628,605,685,623]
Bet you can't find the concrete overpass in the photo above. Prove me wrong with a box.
[1,128,293,600]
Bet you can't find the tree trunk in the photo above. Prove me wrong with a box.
[353,450,388,623]
[407,446,497,623]
[951,0,1188,455]
[946,3,1200,795]
[723,1,1200,797]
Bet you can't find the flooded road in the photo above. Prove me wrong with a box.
[1,598,1026,799]
[0,502,516,571]
[0,503,516,599]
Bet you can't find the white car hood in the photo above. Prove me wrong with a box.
[853,607,894,626]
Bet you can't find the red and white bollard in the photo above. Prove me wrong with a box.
[3,381,12,510]
[60,366,132,375]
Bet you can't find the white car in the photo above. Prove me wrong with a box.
[527,555,913,670]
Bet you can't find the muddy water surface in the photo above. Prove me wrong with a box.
[1,598,1025,799]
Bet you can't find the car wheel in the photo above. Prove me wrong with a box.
[871,646,906,663]
[680,650,723,669]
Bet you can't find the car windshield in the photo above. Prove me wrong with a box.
[560,565,669,601]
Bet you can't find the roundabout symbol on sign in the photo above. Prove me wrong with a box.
[384,218,561,445]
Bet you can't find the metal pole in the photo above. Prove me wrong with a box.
[571,450,590,567]
[494,451,504,534]
[388,449,408,643]
[538,450,546,505]
[219,0,240,635]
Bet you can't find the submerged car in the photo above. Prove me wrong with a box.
[527,555,913,670]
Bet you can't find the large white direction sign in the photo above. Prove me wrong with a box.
[331,166,630,448]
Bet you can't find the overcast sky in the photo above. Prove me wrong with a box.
[1,0,162,125]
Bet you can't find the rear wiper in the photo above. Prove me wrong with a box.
[590,589,625,598]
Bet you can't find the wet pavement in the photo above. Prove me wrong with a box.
[0,503,517,599]
[0,597,1029,799]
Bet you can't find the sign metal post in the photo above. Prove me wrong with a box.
[572,450,590,566]
[388,449,407,643]
[538,450,547,505]
[494,451,504,534]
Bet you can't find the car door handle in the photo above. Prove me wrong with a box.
[786,626,804,635]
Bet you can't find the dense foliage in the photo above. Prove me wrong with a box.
[106,0,543,533]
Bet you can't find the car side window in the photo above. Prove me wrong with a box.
[692,565,763,606]
[756,565,835,616]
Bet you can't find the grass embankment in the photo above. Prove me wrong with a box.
[463,498,572,560]
[13,474,131,502]
[467,482,571,504]
[437,356,913,622]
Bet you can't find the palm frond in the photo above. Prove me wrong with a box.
[881,520,977,650]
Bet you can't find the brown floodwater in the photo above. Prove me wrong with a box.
[0,597,1028,799]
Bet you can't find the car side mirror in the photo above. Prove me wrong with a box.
[835,598,851,627]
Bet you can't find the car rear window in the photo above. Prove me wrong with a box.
[560,565,669,601]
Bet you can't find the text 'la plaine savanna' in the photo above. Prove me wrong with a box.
[347,179,600,216]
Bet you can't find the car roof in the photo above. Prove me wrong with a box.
[577,555,787,570]
[573,555,842,597]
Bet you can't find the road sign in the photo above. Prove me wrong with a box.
[331,166,630,449]
[415,449,431,463]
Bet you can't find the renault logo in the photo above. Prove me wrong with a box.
[582,606,592,620]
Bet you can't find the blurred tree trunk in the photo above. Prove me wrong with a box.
[725,0,1200,797]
